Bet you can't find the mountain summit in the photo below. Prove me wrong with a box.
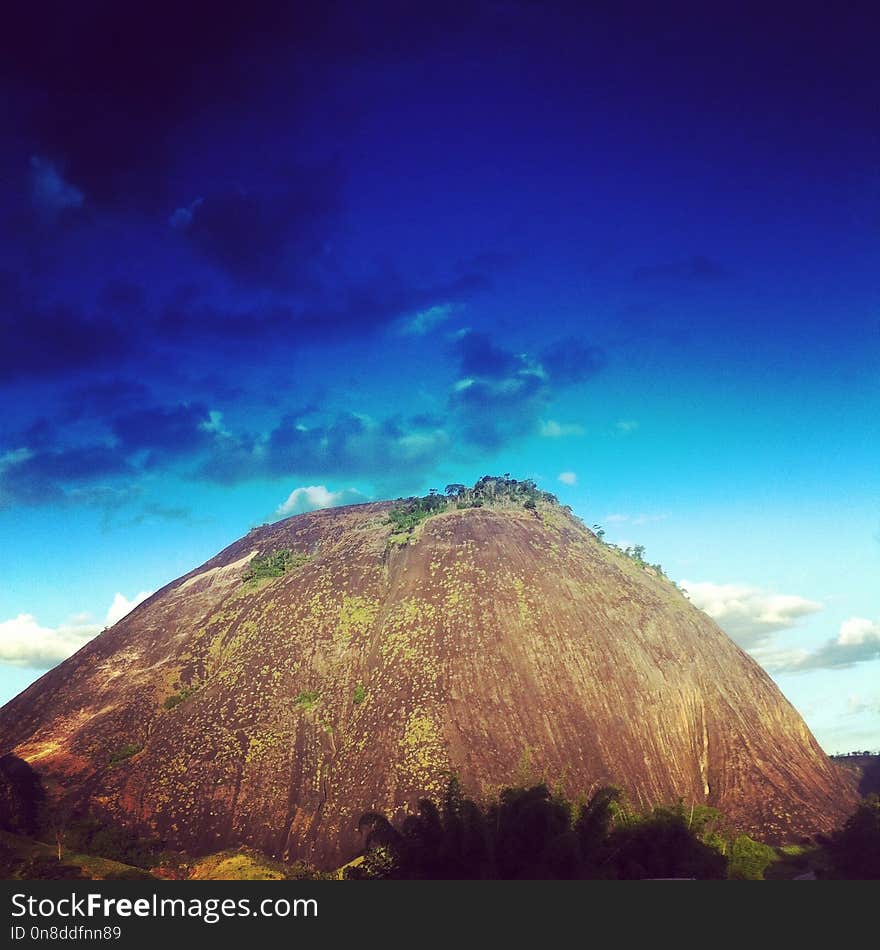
[0,479,855,867]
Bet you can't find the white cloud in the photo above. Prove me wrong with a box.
[400,302,460,335]
[682,583,880,675]
[790,617,880,672]
[557,471,577,486]
[539,420,585,438]
[0,614,100,668]
[105,591,152,627]
[838,617,880,646]
[615,419,639,435]
[0,589,154,670]
[749,645,811,673]
[681,580,823,650]
[30,156,83,212]
[276,484,366,517]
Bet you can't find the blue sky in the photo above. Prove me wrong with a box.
[1,2,878,752]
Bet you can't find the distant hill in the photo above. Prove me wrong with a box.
[0,476,857,869]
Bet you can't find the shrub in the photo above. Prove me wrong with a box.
[353,684,366,706]
[163,686,197,710]
[109,744,142,766]
[728,835,777,879]
[295,690,319,710]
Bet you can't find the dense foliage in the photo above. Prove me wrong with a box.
[823,794,880,879]
[0,754,44,835]
[348,780,880,880]
[727,835,778,880]
[59,816,165,870]
[348,780,728,880]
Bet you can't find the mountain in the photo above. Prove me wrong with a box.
[0,483,857,868]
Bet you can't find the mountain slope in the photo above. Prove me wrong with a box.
[0,498,856,868]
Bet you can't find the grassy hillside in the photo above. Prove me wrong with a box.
[188,848,301,880]
[0,829,153,880]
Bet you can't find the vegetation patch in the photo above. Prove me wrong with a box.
[400,711,447,795]
[108,744,142,766]
[337,595,379,642]
[163,686,198,711]
[243,549,311,583]
[728,834,778,880]
[188,848,291,880]
[592,528,684,591]
[349,781,729,880]
[295,690,320,711]
[0,830,154,880]
[349,780,880,880]
[385,475,560,546]
[353,684,367,706]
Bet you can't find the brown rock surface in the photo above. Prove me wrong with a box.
[0,500,856,867]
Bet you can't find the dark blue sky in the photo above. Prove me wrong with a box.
[1,1,878,750]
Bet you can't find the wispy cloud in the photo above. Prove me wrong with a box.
[557,471,577,485]
[399,302,460,335]
[30,156,84,212]
[605,512,667,526]
[847,693,880,716]
[539,419,585,438]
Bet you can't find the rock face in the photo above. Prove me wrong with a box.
[0,501,856,867]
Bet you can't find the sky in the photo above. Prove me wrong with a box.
[0,1,877,753]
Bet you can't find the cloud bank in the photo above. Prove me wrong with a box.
[684,580,880,675]
[681,580,823,650]
[0,590,153,669]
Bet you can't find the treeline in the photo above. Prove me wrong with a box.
[350,781,737,880]
[387,474,560,536]
[4,754,878,880]
[347,780,880,880]
[591,526,678,586]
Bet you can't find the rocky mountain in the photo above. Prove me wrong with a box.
[0,483,856,868]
